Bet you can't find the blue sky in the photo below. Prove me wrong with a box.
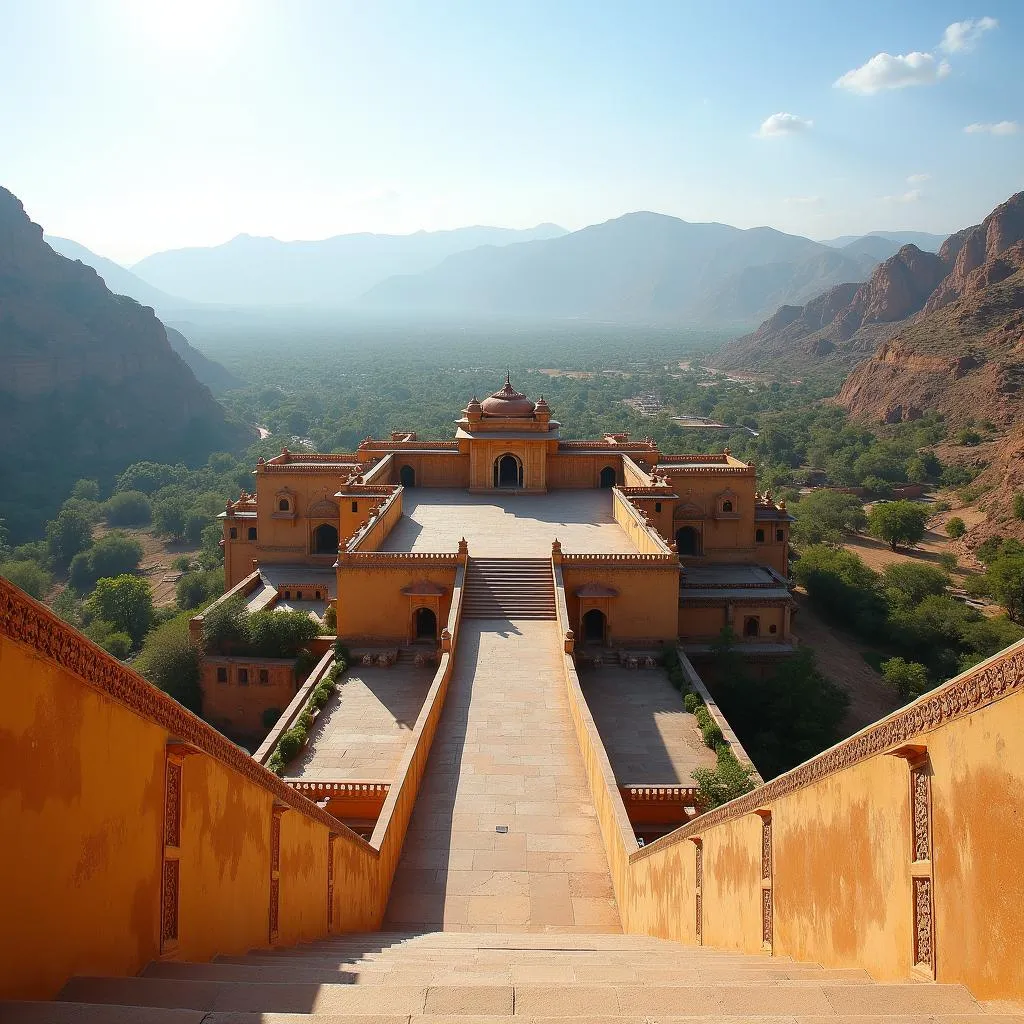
[1,0,1021,263]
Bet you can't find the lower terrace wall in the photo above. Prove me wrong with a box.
[201,656,297,740]
[546,452,623,488]
[561,556,679,644]
[555,553,1024,1004]
[385,452,470,488]
[335,554,459,644]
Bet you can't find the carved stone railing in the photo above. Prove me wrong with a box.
[286,780,390,799]
[337,551,461,565]
[619,785,701,804]
[346,487,403,553]
[561,552,679,567]
[359,440,460,451]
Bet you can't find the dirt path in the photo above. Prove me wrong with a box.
[792,593,899,737]
[93,524,201,607]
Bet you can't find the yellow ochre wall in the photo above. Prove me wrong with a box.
[547,453,623,489]
[562,563,679,643]
[559,563,1024,1006]
[0,579,383,1001]
[335,562,458,643]
[384,452,470,489]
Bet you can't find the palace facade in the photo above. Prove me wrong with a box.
[213,375,794,660]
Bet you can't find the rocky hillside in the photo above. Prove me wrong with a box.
[712,243,951,374]
[838,193,1024,426]
[0,187,250,541]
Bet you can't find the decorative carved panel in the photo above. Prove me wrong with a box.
[911,766,931,862]
[761,818,772,880]
[269,877,280,940]
[695,891,702,942]
[269,809,283,943]
[913,877,933,968]
[762,887,773,946]
[164,760,182,848]
[327,835,336,930]
[271,812,281,869]
[694,842,703,944]
[161,859,179,945]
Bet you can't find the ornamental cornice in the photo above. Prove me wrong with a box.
[631,638,1024,862]
[0,578,368,843]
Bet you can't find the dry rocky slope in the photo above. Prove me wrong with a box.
[0,186,249,539]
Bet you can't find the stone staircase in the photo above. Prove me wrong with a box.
[4,931,1016,1022]
[463,558,556,619]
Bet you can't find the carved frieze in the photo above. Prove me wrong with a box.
[0,578,344,834]
[761,818,772,880]
[762,887,773,946]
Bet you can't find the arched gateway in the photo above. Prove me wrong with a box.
[494,453,523,488]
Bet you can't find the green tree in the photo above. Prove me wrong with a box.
[880,562,949,611]
[69,533,145,593]
[115,461,184,495]
[103,490,152,526]
[45,509,93,566]
[986,556,1024,623]
[152,496,189,541]
[867,501,929,551]
[790,490,866,546]
[792,544,882,624]
[135,612,202,713]
[84,618,133,659]
[691,753,756,809]
[71,479,101,501]
[86,575,154,645]
[1013,493,1024,521]
[0,559,53,600]
[881,657,930,702]
[945,517,966,539]
[175,569,220,611]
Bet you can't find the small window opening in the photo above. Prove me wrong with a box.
[296,591,303,601]
[216,667,227,683]
[259,669,269,684]
[769,624,778,635]
[229,527,238,539]
[238,668,249,685]
[247,527,257,541]
[776,528,784,542]
[755,528,765,543]
[278,498,290,512]
[351,501,358,513]
[284,590,291,600]
[722,500,733,513]
[655,502,662,513]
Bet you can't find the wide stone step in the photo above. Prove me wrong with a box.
[149,960,874,986]
[58,977,987,1017]
[8,1008,1024,1024]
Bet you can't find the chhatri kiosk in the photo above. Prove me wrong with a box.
[218,374,794,653]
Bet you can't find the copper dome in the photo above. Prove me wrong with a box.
[479,374,536,418]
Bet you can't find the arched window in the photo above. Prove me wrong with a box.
[744,616,760,638]
[599,466,617,488]
[278,498,290,512]
[722,500,733,513]
[312,522,339,554]
[776,529,785,542]
[675,526,701,556]
[400,465,416,488]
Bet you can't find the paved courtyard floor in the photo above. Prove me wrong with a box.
[381,489,638,557]
[385,620,621,933]
[290,663,435,781]
[579,665,716,784]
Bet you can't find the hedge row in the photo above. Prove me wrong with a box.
[267,649,350,775]
[685,691,756,808]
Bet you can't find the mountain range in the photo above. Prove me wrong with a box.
[130,224,567,306]
[0,187,250,540]
[356,212,886,325]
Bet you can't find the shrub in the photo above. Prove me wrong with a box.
[880,562,949,611]
[103,490,152,526]
[790,490,867,546]
[46,509,93,567]
[0,559,52,600]
[945,517,967,539]
[957,428,983,446]
[276,729,303,763]
[71,478,101,501]
[793,544,883,623]
[84,618,133,659]
[322,603,337,631]
[701,720,724,749]
[691,748,756,809]
[1014,493,1024,521]
[683,692,703,714]
[938,552,958,572]
[116,461,185,495]
[294,648,317,681]
[986,555,1024,622]
[175,569,221,611]
[881,657,930,702]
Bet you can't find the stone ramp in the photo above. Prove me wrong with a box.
[7,931,1019,1021]
[383,619,620,932]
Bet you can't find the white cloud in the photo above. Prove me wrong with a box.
[907,173,931,184]
[964,120,1020,135]
[757,112,814,138]
[940,16,997,53]
[784,196,822,206]
[834,52,951,94]
[883,189,923,204]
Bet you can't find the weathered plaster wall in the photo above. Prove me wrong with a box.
[562,563,679,642]
[201,658,296,738]
[278,809,330,947]
[0,639,164,999]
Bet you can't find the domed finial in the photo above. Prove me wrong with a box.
[506,367,511,386]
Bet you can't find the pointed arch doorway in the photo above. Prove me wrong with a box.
[494,453,523,488]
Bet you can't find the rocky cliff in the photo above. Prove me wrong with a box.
[0,187,250,540]
[837,193,1024,427]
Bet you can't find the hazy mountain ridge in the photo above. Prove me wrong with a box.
[820,230,947,251]
[0,186,250,540]
[357,212,876,325]
[130,223,567,306]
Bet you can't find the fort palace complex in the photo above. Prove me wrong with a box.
[2,375,1023,1020]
